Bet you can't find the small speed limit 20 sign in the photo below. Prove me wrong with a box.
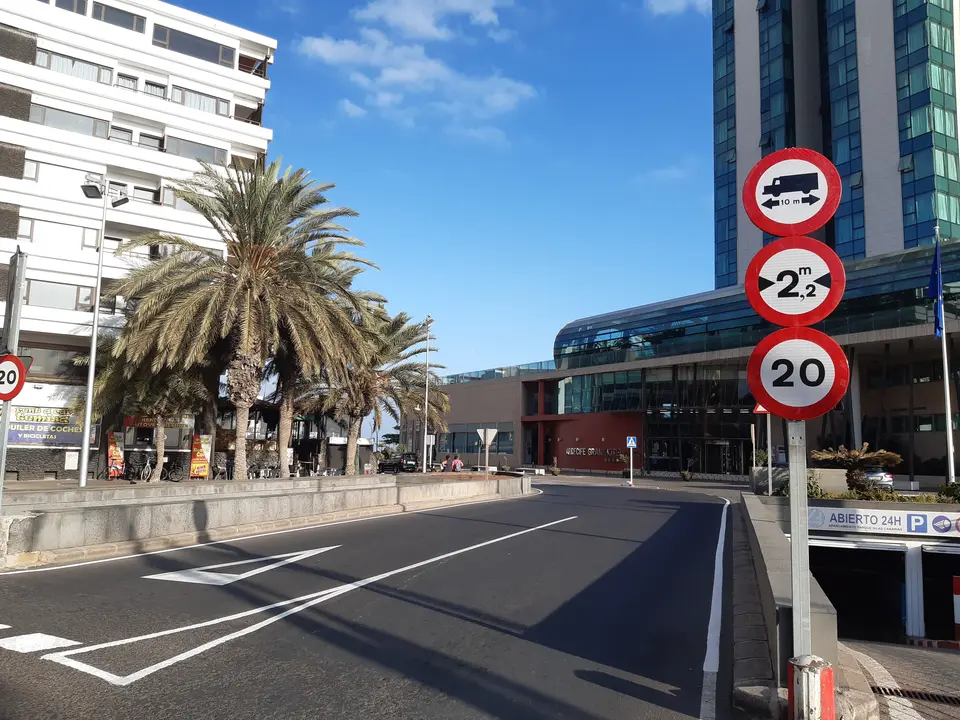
[0,355,26,402]
[747,328,849,421]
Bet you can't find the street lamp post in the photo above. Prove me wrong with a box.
[77,176,128,487]
[421,314,432,473]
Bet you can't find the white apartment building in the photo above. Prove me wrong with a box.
[0,0,276,480]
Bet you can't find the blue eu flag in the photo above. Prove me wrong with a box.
[928,240,944,338]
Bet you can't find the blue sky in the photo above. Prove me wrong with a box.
[182,0,715,375]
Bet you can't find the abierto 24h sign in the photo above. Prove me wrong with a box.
[808,507,960,537]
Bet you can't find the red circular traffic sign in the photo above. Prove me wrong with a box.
[743,148,842,236]
[0,354,26,402]
[745,236,846,326]
[747,327,849,421]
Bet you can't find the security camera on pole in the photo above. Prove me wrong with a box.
[743,148,848,720]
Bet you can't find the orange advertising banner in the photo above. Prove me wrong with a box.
[107,431,124,478]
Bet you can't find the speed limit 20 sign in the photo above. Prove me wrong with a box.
[747,328,849,421]
[0,354,26,402]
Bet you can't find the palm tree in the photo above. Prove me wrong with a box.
[113,159,371,481]
[810,443,902,491]
[75,334,207,481]
[323,311,449,475]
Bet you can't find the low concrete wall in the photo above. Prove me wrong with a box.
[741,494,838,685]
[1,476,536,569]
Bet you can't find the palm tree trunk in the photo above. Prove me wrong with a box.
[345,416,362,476]
[234,403,251,480]
[153,418,166,483]
[277,391,294,478]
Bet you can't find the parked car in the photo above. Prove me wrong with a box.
[378,453,419,474]
[864,467,895,490]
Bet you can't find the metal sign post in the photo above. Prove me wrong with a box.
[743,148,845,698]
[0,249,28,517]
[626,436,637,487]
[767,412,774,497]
[788,419,812,656]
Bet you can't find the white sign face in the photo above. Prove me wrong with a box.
[759,338,836,409]
[626,436,637,449]
[0,356,23,400]
[757,247,832,317]
[808,507,960,537]
[753,158,828,227]
[477,428,498,444]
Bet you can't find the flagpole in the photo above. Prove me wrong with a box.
[936,225,956,485]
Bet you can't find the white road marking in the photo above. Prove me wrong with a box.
[0,633,81,653]
[842,643,925,720]
[43,515,577,686]
[699,499,730,720]
[0,625,10,630]
[143,546,339,586]
[0,490,543,576]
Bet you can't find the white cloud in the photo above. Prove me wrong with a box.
[354,0,513,40]
[487,27,516,43]
[448,125,509,147]
[634,157,699,184]
[644,0,710,14]
[298,28,535,122]
[340,98,369,117]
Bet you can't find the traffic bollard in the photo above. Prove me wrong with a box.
[788,655,835,720]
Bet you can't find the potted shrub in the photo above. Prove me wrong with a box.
[549,466,561,476]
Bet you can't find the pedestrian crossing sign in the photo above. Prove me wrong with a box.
[626,436,637,449]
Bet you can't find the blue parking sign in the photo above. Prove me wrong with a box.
[626,436,637,449]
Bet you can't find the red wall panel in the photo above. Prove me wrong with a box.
[552,413,643,471]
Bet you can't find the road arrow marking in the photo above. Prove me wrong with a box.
[0,633,81,653]
[143,547,340,586]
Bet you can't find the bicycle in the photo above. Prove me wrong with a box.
[96,463,125,481]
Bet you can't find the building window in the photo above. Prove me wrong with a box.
[26,280,94,312]
[171,86,230,116]
[19,346,80,378]
[161,187,176,206]
[139,134,163,151]
[54,0,87,14]
[144,81,166,99]
[91,2,145,32]
[17,218,33,240]
[152,25,235,68]
[29,105,108,138]
[165,136,227,164]
[82,227,99,248]
[23,160,39,181]
[116,74,137,90]
[133,186,158,203]
[109,126,132,144]
[35,48,111,84]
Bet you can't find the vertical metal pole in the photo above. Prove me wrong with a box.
[629,446,634,485]
[0,249,28,516]
[788,419,812,656]
[421,315,430,474]
[484,433,489,480]
[78,190,108,488]
[767,412,774,496]
[937,228,956,484]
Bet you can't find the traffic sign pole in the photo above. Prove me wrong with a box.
[788,419,813,656]
[629,447,634,486]
[0,249,27,519]
[767,412,774,497]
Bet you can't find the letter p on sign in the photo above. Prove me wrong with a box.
[908,514,928,534]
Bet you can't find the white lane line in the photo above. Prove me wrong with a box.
[0,490,544,576]
[699,498,730,720]
[0,625,10,630]
[0,633,81,653]
[842,644,925,720]
[43,515,578,686]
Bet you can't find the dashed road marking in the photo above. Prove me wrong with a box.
[0,633,81,653]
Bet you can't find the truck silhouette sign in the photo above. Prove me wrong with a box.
[762,173,819,197]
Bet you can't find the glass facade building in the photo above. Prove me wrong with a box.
[821,0,865,260]
[713,0,738,289]
[895,0,960,248]
[554,242,958,371]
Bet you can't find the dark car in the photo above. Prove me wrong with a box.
[378,453,419,474]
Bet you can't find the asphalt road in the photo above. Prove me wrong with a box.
[0,484,732,720]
